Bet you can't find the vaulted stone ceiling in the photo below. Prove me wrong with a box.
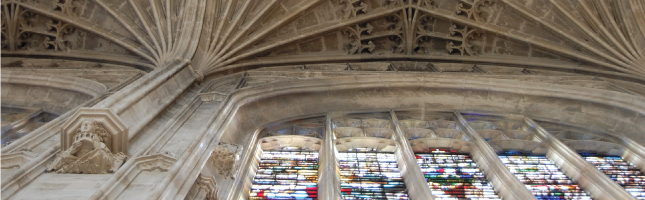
[2,0,645,80]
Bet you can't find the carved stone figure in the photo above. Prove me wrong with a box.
[48,119,128,174]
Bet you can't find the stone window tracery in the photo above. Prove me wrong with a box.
[416,149,501,199]
[238,109,645,200]
[498,153,592,199]
[538,121,645,200]
[250,147,319,200]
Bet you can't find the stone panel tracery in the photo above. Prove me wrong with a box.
[0,0,643,78]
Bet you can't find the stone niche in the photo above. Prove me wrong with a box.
[49,108,129,174]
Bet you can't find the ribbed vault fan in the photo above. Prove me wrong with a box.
[2,0,645,78]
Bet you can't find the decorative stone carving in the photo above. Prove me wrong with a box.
[48,119,128,173]
[61,108,128,153]
[209,142,240,179]
[415,15,436,54]
[420,0,437,9]
[46,108,128,174]
[386,0,405,7]
[1,3,33,50]
[385,13,405,54]
[446,24,482,56]
[343,23,375,54]
[1,7,82,52]
[134,153,177,172]
[43,20,75,51]
[338,0,369,19]
[1,149,36,170]
[53,0,81,17]
[186,174,218,200]
[455,0,496,22]
[342,12,405,55]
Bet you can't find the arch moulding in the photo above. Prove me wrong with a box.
[160,73,645,200]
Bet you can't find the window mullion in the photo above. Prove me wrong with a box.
[318,113,341,199]
[454,111,536,200]
[390,109,434,200]
[525,117,635,200]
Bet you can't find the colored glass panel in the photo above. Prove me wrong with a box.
[250,149,319,200]
[581,154,645,199]
[416,149,501,200]
[338,148,409,199]
[498,152,592,200]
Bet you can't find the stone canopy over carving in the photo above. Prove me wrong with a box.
[61,108,127,154]
[49,119,128,174]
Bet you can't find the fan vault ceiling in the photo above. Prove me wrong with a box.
[2,0,645,80]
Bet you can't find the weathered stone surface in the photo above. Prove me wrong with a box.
[2,0,645,199]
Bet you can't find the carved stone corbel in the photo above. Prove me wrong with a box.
[48,108,129,174]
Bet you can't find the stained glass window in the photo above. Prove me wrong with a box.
[250,147,319,200]
[498,152,592,200]
[581,153,645,199]
[416,149,501,200]
[338,148,409,199]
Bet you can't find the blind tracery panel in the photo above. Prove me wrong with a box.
[250,147,319,200]
[416,149,501,200]
[581,154,645,199]
[338,148,409,200]
[498,152,592,200]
